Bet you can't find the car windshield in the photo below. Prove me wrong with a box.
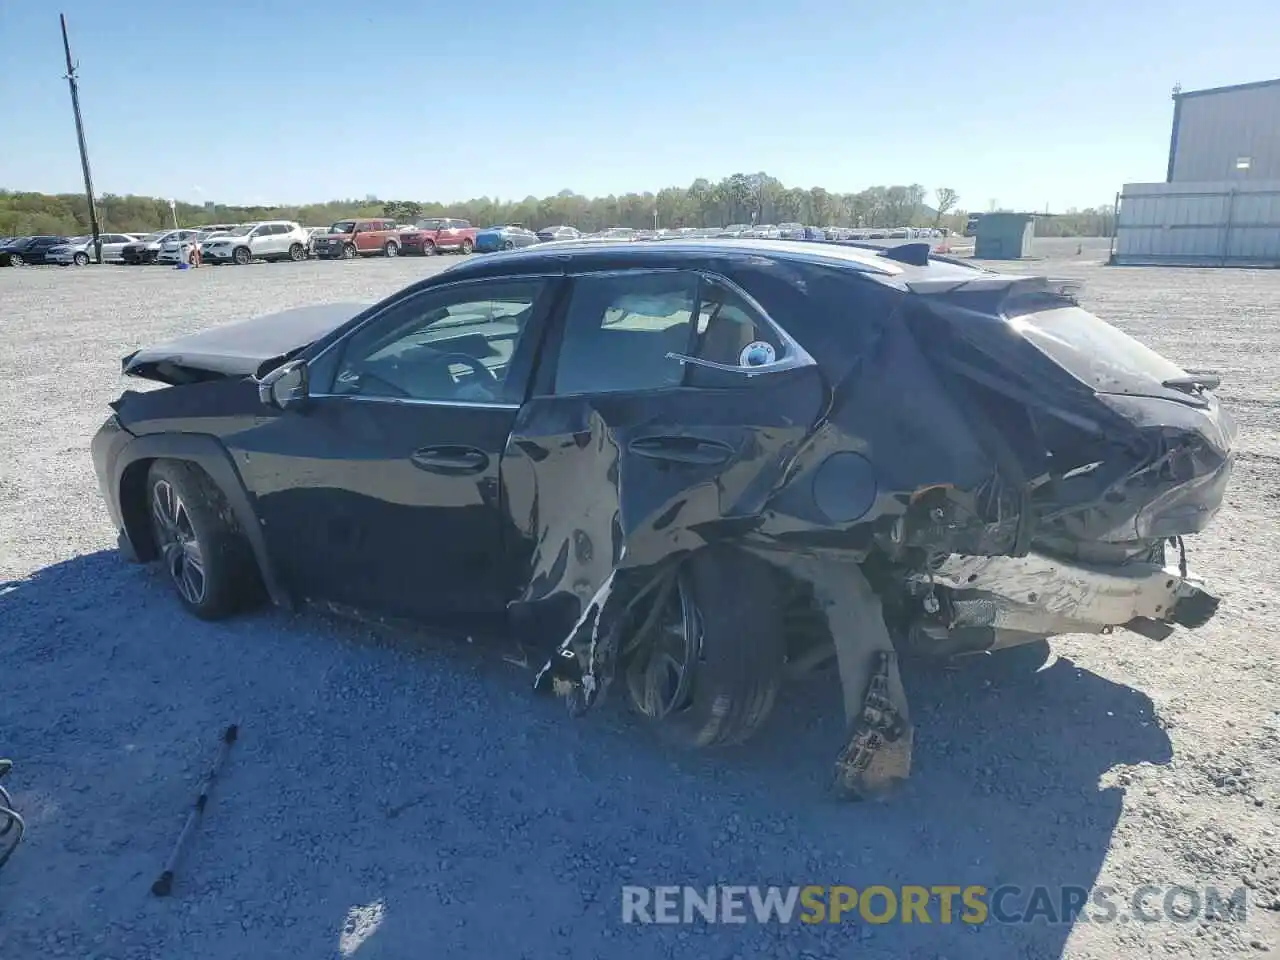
[222,225,255,236]
[140,232,166,243]
[415,219,443,230]
[68,236,91,244]
[330,221,356,234]
[1007,303,1188,393]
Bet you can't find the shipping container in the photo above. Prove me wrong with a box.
[1111,180,1280,266]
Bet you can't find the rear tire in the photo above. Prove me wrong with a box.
[288,243,305,262]
[625,547,785,748]
[145,460,261,620]
[459,238,474,255]
[73,252,90,266]
[384,240,399,258]
[8,254,23,267]
[501,239,514,251]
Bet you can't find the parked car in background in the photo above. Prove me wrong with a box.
[536,225,582,243]
[48,233,145,265]
[160,228,223,263]
[399,218,477,256]
[121,230,200,265]
[311,218,402,259]
[304,227,329,257]
[158,228,232,265]
[594,227,637,241]
[0,235,72,266]
[199,221,310,265]
[474,224,539,252]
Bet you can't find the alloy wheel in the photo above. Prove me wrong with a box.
[150,479,207,605]
[625,572,702,720]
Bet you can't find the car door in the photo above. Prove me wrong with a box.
[230,274,560,621]
[499,267,826,616]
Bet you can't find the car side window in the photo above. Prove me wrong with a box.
[329,280,546,404]
[688,278,782,375]
[553,272,697,395]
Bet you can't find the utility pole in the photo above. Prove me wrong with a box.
[60,14,103,264]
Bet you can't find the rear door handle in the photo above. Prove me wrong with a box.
[410,445,490,475]
[628,436,736,465]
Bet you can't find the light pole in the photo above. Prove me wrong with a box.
[60,14,103,264]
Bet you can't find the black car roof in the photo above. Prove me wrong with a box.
[435,237,993,289]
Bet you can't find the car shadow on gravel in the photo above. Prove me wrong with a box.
[1,551,1173,960]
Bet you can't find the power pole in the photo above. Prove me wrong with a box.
[60,14,103,264]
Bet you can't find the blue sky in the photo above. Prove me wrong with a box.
[1,0,1275,212]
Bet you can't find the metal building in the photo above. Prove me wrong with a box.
[1111,77,1280,266]
[1167,78,1280,182]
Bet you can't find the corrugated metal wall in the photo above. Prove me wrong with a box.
[1171,82,1280,182]
[1112,181,1280,266]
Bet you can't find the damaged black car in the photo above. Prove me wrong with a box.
[91,238,1235,797]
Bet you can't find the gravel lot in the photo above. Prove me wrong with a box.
[1,241,1278,959]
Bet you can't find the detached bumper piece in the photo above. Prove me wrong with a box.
[905,548,1221,656]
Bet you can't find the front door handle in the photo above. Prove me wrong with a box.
[410,445,490,475]
[628,435,736,466]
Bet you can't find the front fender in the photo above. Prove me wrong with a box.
[112,432,292,609]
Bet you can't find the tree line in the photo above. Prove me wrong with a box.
[0,173,1114,238]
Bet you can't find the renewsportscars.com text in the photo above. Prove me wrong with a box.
[621,884,1249,926]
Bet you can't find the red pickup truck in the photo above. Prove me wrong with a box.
[399,218,477,256]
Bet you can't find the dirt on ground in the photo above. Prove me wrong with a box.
[0,240,1277,959]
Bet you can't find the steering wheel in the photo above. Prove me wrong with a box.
[431,352,499,387]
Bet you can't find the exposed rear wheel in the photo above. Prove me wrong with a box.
[459,238,474,255]
[624,547,785,748]
[146,460,261,620]
[73,251,90,266]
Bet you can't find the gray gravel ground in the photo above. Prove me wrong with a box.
[1,240,1278,959]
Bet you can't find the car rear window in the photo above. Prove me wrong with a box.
[1006,302,1188,393]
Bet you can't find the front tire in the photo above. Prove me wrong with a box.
[421,239,436,256]
[73,252,90,266]
[384,240,399,258]
[501,240,514,251]
[288,243,305,262]
[459,238,474,255]
[232,246,252,265]
[342,243,357,259]
[624,547,785,748]
[8,254,23,267]
[146,460,260,620]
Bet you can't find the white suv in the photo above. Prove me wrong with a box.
[200,221,310,265]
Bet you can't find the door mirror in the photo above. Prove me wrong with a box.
[258,359,310,411]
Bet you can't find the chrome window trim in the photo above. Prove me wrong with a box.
[308,393,520,411]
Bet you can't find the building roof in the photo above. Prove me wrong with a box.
[1173,77,1280,100]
